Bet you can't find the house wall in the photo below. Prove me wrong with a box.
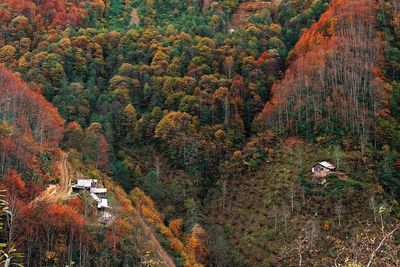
[314,165,330,173]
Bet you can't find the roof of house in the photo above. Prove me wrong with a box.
[74,179,97,188]
[317,161,335,170]
[90,188,107,194]
[98,199,110,209]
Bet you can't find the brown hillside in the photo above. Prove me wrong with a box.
[230,1,276,29]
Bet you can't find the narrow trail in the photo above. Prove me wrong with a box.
[121,146,176,266]
[30,152,72,205]
[134,208,176,267]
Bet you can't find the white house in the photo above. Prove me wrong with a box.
[72,179,97,190]
[72,179,111,211]
[311,161,336,177]
[90,188,107,194]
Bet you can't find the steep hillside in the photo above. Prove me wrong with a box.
[257,0,384,149]
[207,135,400,266]
[209,0,400,265]
[1,0,400,266]
[0,65,178,266]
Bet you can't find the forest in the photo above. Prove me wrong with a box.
[0,0,399,266]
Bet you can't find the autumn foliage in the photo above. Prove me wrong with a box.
[0,0,96,28]
[0,65,63,178]
[259,0,386,149]
[130,188,208,267]
[0,0,399,265]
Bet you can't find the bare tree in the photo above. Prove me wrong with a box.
[270,204,279,230]
[290,185,296,212]
[155,156,160,180]
[282,204,291,234]
[332,145,342,170]
[299,185,306,209]
[294,220,319,266]
[366,227,400,267]
[221,179,227,209]
[335,202,343,228]
[379,205,389,233]
[224,56,234,79]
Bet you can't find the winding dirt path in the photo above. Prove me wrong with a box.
[30,152,72,205]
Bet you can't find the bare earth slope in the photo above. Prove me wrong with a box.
[31,152,72,205]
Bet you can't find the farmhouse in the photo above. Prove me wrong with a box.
[311,161,336,177]
[72,179,97,190]
[72,179,111,212]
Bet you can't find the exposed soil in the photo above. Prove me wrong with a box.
[130,7,140,25]
[31,152,72,205]
[31,151,176,266]
[230,1,277,29]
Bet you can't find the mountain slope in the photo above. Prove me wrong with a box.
[206,0,400,265]
[1,0,399,266]
[257,0,384,149]
[207,136,400,266]
[0,64,177,266]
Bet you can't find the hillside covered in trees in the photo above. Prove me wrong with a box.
[0,0,400,266]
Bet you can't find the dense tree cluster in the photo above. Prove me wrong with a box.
[258,0,389,150]
[0,0,329,196]
[0,0,101,30]
[375,0,400,200]
[0,66,171,266]
[0,66,63,179]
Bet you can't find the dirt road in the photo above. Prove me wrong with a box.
[31,152,72,205]
[30,152,176,266]
[134,208,176,267]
